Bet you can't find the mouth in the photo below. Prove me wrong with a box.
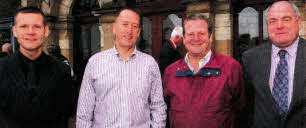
[25,38,37,41]
[275,32,288,35]
[190,42,203,46]
[124,35,133,40]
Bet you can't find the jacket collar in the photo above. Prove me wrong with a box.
[176,51,221,77]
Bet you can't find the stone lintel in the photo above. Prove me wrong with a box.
[215,2,230,12]
[186,2,211,13]
[100,14,117,23]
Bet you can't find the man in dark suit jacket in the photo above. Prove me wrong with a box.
[159,26,183,75]
[0,7,73,128]
[242,1,304,128]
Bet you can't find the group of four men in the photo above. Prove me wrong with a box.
[0,1,304,128]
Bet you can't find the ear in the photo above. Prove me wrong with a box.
[12,26,17,37]
[182,36,187,46]
[297,17,302,30]
[112,22,116,35]
[44,25,50,37]
[136,27,141,37]
[209,32,213,43]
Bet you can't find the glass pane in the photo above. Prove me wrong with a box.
[136,17,152,55]
[263,8,269,40]
[239,7,259,52]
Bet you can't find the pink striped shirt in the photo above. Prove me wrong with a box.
[76,47,166,128]
[269,37,299,108]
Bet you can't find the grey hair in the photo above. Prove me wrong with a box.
[171,26,183,38]
[265,2,300,19]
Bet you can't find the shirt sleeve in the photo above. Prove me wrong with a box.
[76,60,96,128]
[149,60,167,128]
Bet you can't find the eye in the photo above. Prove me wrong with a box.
[132,24,139,29]
[19,25,26,28]
[268,20,276,24]
[34,25,42,29]
[187,33,194,37]
[283,17,291,22]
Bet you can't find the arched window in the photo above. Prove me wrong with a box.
[239,7,259,41]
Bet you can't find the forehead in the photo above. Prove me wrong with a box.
[15,13,44,25]
[267,2,296,18]
[184,19,208,32]
[116,10,140,24]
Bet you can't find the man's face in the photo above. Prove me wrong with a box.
[267,1,301,48]
[183,19,212,57]
[13,13,49,53]
[113,10,141,49]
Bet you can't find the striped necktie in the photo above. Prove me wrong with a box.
[272,50,289,119]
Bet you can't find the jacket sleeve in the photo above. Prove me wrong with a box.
[149,59,167,128]
[229,60,245,112]
[56,65,74,118]
[76,60,96,128]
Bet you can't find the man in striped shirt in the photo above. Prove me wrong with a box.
[76,8,167,128]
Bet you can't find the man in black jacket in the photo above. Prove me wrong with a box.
[159,26,183,75]
[0,7,73,128]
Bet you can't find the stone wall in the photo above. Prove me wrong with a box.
[57,19,74,63]
[214,2,232,56]
[99,14,117,51]
[301,2,305,39]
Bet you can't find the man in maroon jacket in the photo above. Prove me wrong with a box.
[163,14,245,128]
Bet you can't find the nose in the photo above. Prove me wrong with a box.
[193,34,201,41]
[26,27,35,35]
[126,25,134,34]
[276,20,284,29]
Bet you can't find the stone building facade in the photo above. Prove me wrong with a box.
[2,0,306,72]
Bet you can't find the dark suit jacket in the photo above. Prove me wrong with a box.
[241,37,305,128]
[159,39,182,75]
[0,50,73,128]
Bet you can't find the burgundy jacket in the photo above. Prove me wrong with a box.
[163,52,245,128]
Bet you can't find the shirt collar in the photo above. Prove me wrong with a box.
[111,45,138,60]
[184,50,212,73]
[17,49,45,64]
[169,39,177,49]
[272,37,299,58]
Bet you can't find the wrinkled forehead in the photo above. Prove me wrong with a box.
[267,2,296,18]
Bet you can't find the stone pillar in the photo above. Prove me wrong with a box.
[56,17,74,65]
[99,14,117,51]
[301,2,306,39]
[214,1,232,56]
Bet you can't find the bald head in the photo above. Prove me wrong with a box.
[267,1,300,19]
